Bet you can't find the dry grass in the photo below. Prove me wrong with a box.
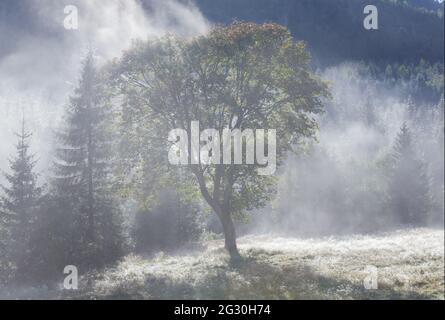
[69,228,444,300]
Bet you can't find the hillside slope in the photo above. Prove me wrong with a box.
[195,0,444,66]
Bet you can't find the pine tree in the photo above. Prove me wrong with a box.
[430,96,444,224]
[388,123,431,226]
[0,117,41,279]
[52,52,125,269]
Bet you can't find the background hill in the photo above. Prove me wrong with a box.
[194,0,444,66]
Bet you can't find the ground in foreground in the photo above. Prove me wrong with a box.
[69,228,444,299]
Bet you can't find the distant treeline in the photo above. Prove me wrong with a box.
[344,60,444,103]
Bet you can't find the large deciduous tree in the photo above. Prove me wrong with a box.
[111,23,329,260]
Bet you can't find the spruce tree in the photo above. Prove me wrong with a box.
[52,52,125,269]
[0,118,41,279]
[388,123,431,226]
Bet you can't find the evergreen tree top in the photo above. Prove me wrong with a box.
[392,122,413,162]
[0,116,41,219]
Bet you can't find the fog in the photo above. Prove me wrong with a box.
[0,0,209,183]
[246,63,444,236]
[1,1,443,234]
[0,1,443,300]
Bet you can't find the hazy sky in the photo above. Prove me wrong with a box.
[0,0,209,181]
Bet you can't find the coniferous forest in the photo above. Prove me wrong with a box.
[0,0,443,301]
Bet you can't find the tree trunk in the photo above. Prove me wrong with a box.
[192,167,241,261]
[86,125,95,242]
[218,210,241,261]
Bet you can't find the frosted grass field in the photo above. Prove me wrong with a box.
[69,228,444,300]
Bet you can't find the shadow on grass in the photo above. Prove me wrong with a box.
[82,251,433,300]
[197,254,431,300]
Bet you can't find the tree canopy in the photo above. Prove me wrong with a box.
[110,22,329,259]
